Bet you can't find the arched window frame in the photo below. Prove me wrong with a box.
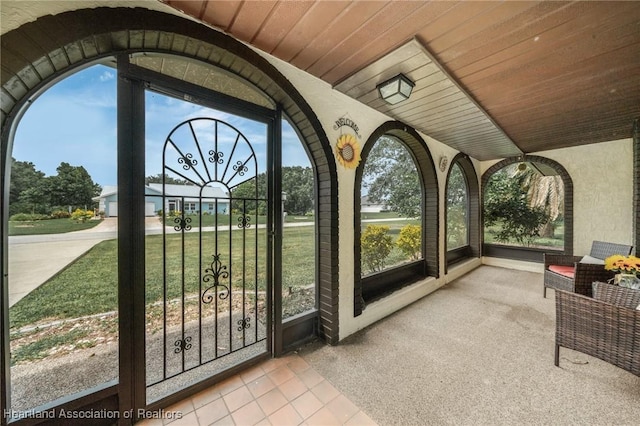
[354,122,438,316]
[481,155,573,261]
[445,154,480,270]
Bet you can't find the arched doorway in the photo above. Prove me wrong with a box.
[1,7,337,423]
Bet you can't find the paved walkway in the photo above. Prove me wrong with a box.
[7,218,154,307]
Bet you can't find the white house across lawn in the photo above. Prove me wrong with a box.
[94,183,230,217]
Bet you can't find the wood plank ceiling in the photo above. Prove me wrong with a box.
[164,0,640,160]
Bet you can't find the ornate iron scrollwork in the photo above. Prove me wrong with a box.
[174,216,192,231]
[233,160,248,176]
[237,317,251,331]
[178,153,197,170]
[174,336,192,354]
[208,150,224,164]
[202,254,230,303]
[237,215,251,229]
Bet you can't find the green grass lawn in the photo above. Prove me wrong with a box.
[9,218,103,236]
[10,225,316,329]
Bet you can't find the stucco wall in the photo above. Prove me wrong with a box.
[261,53,481,340]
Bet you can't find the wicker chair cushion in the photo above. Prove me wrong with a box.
[548,265,575,278]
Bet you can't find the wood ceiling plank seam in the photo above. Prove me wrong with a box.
[431,124,504,141]
[397,100,479,126]
[493,83,640,124]
[182,0,237,32]
[224,1,274,41]
[271,1,350,62]
[290,0,388,71]
[321,2,447,84]
[436,2,560,63]
[406,109,483,131]
[335,48,427,94]
[449,1,594,79]
[458,3,640,85]
[429,1,541,55]
[398,91,472,115]
[440,1,574,69]
[507,112,639,136]
[309,1,424,81]
[420,112,490,132]
[474,56,640,111]
[365,79,460,110]
[411,38,521,154]
[251,1,314,54]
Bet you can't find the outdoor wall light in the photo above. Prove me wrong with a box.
[376,73,415,105]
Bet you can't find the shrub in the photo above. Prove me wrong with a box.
[70,208,93,223]
[361,224,393,274]
[51,210,71,219]
[10,213,49,221]
[397,224,422,260]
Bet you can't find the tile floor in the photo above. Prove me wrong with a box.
[138,354,377,426]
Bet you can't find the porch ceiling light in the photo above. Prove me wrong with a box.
[377,73,415,105]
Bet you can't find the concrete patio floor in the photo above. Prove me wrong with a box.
[145,265,639,425]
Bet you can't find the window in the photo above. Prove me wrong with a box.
[354,123,439,312]
[482,157,570,261]
[445,155,480,268]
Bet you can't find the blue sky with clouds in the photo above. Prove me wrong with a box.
[12,64,310,187]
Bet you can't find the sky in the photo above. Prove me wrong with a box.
[12,64,311,188]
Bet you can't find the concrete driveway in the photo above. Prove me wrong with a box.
[7,217,162,307]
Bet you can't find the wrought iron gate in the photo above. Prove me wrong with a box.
[146,117,270,401]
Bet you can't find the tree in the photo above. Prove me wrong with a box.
[230,167,314,216]
[446,163,468,249]
[145,173,190,185]
[48,162,99,209]
[8,158,49,215]
[362,136,421,217]
[518,164,564,238]
[282,166,313,215]
[484,167,549,246]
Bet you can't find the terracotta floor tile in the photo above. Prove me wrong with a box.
[210,414,235,426]
[230,400,265,426]
[326,394,360,423]
[345,410,378,426]
[195,397,229,425]
[278,376,308,401]
[256,388,288,416]
[267,365,296,386]
[304,406,342,426]
[285,355,310,374]
[291,390,323,420]
[223,385,254,413]
[165,411,200,426]
[241,364,266,384]
[246,374,276,399]
[268,404,304,426]
[260,357,288,373]
[214,375,245,396]
[296,368,324,389]
[310,380,339,404]
[192,386,222,409]
[164,398,195,417]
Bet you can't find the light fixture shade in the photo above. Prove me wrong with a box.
[377,73,415,105]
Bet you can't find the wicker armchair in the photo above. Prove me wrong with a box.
[543,241,632,298]
[555,282,640,376]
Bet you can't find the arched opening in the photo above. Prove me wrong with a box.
[445,154,480,270]
[481,155,573,262]
[1,7,337,421]
[354,122,438,316]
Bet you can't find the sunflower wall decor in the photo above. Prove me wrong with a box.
[335,134,361,169]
